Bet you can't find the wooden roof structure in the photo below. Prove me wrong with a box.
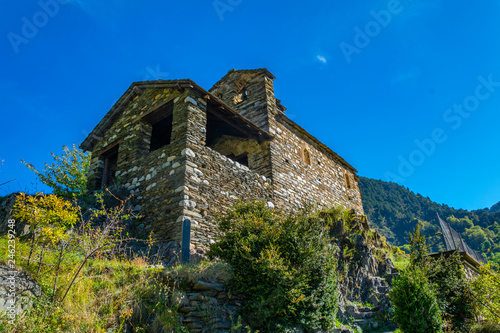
[433,213,486,270]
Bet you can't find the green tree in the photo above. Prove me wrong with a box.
[22,144,90,198]
[390,265,443,333]
[408,222,428,266]
[391,223,477,332]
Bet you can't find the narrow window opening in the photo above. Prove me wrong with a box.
[101,145,119,189]
[150,113,173,152]
[345,174,352,189]
[303,149,311,165]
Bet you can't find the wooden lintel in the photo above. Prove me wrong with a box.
[139,99,174,124]
[175,82,185,92]
[95,138,123,157]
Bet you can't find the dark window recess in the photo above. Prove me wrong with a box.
[226,152,248,167]
[101,146,119,189]
[206,107,251,146]
[150,114,173,151]
[345,174,352,189]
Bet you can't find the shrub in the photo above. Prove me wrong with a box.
[208,202,339,332]
[389,265,443,333]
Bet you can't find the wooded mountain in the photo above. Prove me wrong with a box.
[491,201,500,213]
[358,177,500,264]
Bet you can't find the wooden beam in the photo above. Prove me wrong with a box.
[208,107,260,141]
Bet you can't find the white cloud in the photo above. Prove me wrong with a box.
[391,66,422,84]
[317,55,327,64]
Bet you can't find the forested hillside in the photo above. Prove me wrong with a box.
[491,201,500,213]
[359,177,500,264]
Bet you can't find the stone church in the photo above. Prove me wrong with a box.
[80,69,364,250]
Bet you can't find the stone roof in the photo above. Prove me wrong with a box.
[80,79,272,152]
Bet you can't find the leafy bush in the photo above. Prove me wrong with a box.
[389,265,443,333]
[208,202,339,332]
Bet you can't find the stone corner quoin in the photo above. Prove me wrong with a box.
[80,68,364,251]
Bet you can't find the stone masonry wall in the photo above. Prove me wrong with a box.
[209,69,364,214]
[86,85,273,250]
[269,119,364,213]
[178,91,273,249]
[87,87,189,241]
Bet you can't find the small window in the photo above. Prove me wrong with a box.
[345,174,351,189]
[303,149,311,165]
[101,145,119,189]
[142,101,174,152]
[150,113,173,152]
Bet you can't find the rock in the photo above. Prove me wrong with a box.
[178,306,197,313]
[193,281,225,292]
[0,265,41,319]
[182,148,196,157]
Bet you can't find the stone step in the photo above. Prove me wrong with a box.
[377,286,390,293]
[358,306,373,312]
[352,310,376,319]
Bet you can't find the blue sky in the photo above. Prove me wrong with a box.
[1,0,499,210]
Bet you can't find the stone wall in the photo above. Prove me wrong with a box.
[209,69,364,214]
[269,117,364,213]
[86,84,273,250]
[86,87,189,241]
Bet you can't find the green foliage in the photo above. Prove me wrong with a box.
[408,222,428,266]
[470,263,500,326]
[1,189,183,332]
[389,265,443,333]
[490,201,500,213]
[11,189,138,305]
[390,224,477,332]
[14,192,78,246]
[358,177,500,264]
[427,252,476,331]
[22,144,90,198]
[0,246,186,333]
[208,201,339,332]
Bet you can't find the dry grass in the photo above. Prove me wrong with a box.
[164,260,233,284]
[0,236,187,333]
